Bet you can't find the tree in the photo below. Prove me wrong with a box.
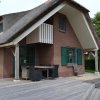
[92,12,100,38]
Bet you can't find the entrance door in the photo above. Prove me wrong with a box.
[19,45,35,77]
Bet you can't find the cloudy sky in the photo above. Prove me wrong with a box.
[0,0,100,18]
[0,0,48,16]
[75,0,100,18]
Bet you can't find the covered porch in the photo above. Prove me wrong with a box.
[12,21,55,80]
[18,43,57,80]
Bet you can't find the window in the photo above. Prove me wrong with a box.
[61,47,82,65]
[0,21,3,33]
[59,15,67,32]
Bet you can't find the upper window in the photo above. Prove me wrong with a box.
[0,20,3,33]
[59,15,67,32]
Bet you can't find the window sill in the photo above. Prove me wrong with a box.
[67,63,74,66]
[59,29,66,33]
[62,63,75,67]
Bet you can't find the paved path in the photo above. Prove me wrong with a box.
[88,88,100,100]
[0,78,94,100]
[0,77,100,100]
[71,73,100,81]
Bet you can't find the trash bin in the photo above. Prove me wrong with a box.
[29,66,42,81]
[49,65,59,78]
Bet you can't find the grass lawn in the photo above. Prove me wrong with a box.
[85,69,95,73]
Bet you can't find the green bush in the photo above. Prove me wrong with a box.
[85,59,95,70]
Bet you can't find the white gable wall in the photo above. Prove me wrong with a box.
[59,4,98,50]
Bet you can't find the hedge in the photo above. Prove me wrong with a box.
[85,59,95,70]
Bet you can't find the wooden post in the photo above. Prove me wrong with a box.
[14,44,20,80]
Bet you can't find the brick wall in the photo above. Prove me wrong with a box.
[0,48,4,78]
[35,44,54,65]
[3,48,14,78]
[53,13,85,77]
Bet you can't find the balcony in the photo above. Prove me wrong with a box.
[26,23,53,44]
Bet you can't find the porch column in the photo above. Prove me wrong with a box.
[95,50,100,76]
[14,44,20,80]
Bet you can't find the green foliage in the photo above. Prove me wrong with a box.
[92,12,100,38]
[85,69,95,73]
[85,59,95,71]
[85,54,94,60]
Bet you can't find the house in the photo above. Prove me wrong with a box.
[0,0,99,80]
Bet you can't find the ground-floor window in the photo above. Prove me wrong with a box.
[61,47,82,65]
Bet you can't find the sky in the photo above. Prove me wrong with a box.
[0,0,100,18]
[0,0,48,16]
[75,0,100,18]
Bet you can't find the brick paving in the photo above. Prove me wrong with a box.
[0,78,92,100]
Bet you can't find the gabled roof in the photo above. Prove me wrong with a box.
[0,0,89,44]
[0,0,99,50]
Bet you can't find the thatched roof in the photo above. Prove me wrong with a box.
[0,0,98,48]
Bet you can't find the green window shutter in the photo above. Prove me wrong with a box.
[61,47,69,65]
[77,48,82,65]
